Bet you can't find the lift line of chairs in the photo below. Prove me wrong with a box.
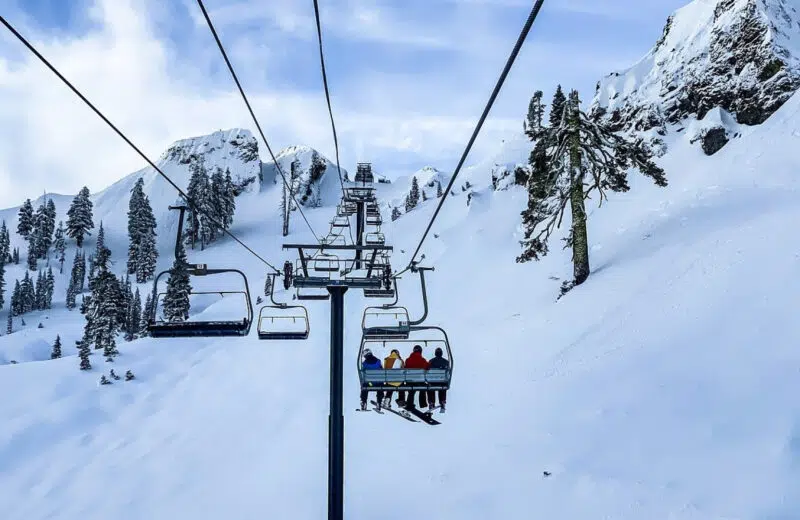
[145,207,452,394]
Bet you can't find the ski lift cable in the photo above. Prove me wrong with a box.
[311,0,356,246]
[195,0,321,244]
[0,14,284,274]
[399,0,546,275]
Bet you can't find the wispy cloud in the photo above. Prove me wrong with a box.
[0,0,687,207]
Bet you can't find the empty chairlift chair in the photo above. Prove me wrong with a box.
[331,215,350,228]
[364,232,385,246]
[147,206,253,338]
[294,258,331,301]
[257,273,310,340]
[362,305,411,339]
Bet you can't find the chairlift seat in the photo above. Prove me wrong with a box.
[360,369,450,390]
[149,319,250,338]
[364,288,395,298]
[257,305,310,340]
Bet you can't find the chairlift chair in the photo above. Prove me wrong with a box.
[364,232,385,246]
[322,234,346,247]
[361,305,410,339]
[312,252,340,273]
[355,163,375,185]
[331,215,350,228]
[147,206,253,338]
[366,213,382,226]
[257,273,310,340]
[345,186,375,202]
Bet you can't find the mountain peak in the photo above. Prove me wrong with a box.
[590,0,800,148]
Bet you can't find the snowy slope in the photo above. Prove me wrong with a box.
[2,83,800,520]
[591,0,800,154]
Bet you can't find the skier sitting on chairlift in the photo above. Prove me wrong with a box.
[403,344,429,410]
[360,348,385,411]
[426,347,449,413]
[382,349,406,409]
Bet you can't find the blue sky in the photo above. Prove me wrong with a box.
[0,0,688,207]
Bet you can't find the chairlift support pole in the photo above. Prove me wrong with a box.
[327,284,347,520]
[282,242,391,520]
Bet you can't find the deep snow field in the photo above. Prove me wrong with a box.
[1,88,800,520]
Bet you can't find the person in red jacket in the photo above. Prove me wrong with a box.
[404,344,429,409]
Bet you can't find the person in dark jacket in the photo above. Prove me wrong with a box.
[404,345,429,409]
[426,347,449,412]
[360,349,385,411]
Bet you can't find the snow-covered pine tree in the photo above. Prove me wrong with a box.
[524,90,545,139]
[76,251,86,292]
[11,279,21,316]
[405,177,420,212]
[280,159,300,237]
[139,293,153,337]
[223,168,236,229]
[209,167,226,241]
[127,177,145,275]
[45,198,56,243]
[45,267,54,309]
[20,271,35,313]
[51,335,62,359]
[77,336,91,370]
[87,253,96,291]
[391,207,401,221]
[162,240,191,322]
[6,312,11,334]
[436,181,443,198]
[33,199,55,259]
[12,247,19,265]
[306,152,327,208]
[26,239,37,271]
[85,223,122,361]
[34,271,45,310]
[54,221,66,273]
[129,288,142,340]
[549,85,566,128]
[0,260,5,311]
[422,191,428,202]
[17,199,34,240]
[516,88,667,288]
[126,178,159,282]
[66,186,94,248]
[184,157,209,250]
[119,274,132,334]
[66,279,77,310]
[0,221,10,262]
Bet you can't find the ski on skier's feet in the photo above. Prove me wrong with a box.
[397,402,441,425]
[370,400,418,422]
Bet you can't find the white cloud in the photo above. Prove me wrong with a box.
[0,0,686,208]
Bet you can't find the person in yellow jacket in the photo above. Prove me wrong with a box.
[382,349,406,408]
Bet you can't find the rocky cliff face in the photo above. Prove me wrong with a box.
[590,0,800,154]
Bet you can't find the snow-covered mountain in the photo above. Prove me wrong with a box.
[591,0,800,154]
[0,129,344,265]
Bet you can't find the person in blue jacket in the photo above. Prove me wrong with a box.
[360,348,385,411]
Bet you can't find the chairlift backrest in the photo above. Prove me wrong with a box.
[147,206,253,338]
